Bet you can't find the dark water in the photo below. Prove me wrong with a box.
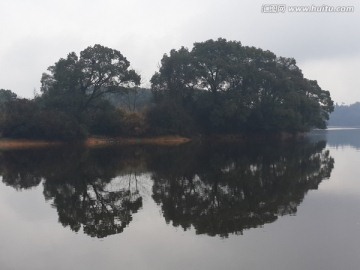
[0,129,359,270]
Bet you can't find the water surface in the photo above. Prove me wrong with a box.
[0,130,359,270]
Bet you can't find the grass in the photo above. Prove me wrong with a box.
[85,136,191,147]
[0,139,62,149]
[0,136,192,149]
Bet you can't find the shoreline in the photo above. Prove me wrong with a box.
[84,136,192,147]
[0,132,307,150]
[0,139,62,149]
[0,136,192,149]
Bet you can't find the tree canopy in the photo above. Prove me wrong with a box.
[151,38,334,134]
[0,46,144,141]
[0,40,334,141]
[40,44,141,115]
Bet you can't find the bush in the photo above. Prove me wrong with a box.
[121,112,147,137]
[0,99,87,141]
[87,108,123,136]
[31,110,87,141]
[146,102,196,136]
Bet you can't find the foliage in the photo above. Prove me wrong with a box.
[120,111,148,137]
[109,87,153,113]
[146,102,197,136]
[36,44,141,138]
[0,89,17,104]
[151,38,334,133]
[0,99,86,141]
[0,44,143,140]
[40,44,141,115]
[0,40,335,140]
[151,47,196,106]
[85,100,123,136]
[0,89,18,125]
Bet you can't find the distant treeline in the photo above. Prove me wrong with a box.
[327,103,360,127]
[0,38,333,141]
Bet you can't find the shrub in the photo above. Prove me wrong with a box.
[120,112,147,137]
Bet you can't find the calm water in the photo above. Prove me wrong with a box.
[0,129,360,270]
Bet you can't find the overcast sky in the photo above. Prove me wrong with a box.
[0,0,359,104]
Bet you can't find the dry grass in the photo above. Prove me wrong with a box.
[0,139,62,149]
[0,136,191,150]
[85,136,191,147]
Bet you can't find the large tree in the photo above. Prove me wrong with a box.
[40,44,141,115]
[151,47,196,105]
[151,38,334,133]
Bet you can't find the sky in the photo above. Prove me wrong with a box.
[0,0,359,104]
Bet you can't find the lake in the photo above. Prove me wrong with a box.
[0,129,360,270]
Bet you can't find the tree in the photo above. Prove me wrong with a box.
[0,89,18,129]
[151,38,334,133]
[111,87,152,113]
[0,98,86,141]
[192,38,246,94]
[40,44,141,116]
[151,47,196,105]
[0,89,17,104]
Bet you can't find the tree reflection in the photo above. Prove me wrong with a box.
[0,147,145,238]
[150,140,334,237]
[0,139,334,238]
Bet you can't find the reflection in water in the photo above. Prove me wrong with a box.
[0,148,145,238]
[150,141,334,237]
[0,139,334,238]
[310,128,360,149]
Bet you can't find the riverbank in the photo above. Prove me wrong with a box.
[85,136,191,147]
[0,139,62,149]
[0,132,307,150]
[0,136,192,149]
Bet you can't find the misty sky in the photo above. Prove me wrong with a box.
[0,0,359,104]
